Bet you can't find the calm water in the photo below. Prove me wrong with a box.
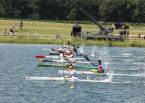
[0,43,145,103]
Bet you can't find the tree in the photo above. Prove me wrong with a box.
[132,0,145,22]
[100,0,134,22]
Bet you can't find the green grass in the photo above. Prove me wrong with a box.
[0,19,145,47]
[1,35,145,47]
[1,19,145,36]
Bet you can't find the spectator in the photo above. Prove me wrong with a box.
[19,20,23,31]
[138,33,141,39]
[3,28,9,35]
[10,26,15,35]
[56,33,61,41]
[126,30,129,37]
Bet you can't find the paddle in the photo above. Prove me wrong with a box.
[51,48,56,51]
[51,48,64,54]
[72,45,78,55]
[67,41,70,46]
[84,55,98,67]
[67,41,79,55]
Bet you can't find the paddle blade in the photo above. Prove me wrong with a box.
[84,55,90,61]
[35,55,45,58]
[43,60,52,62]
[67,41,70,45]
[51,48,56,51]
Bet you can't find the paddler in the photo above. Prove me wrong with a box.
[97,60,104,73]
[65,64,78,80]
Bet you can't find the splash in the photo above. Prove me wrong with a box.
[90,46,96,57]
[79,44,85,54]
[113,73,145,77]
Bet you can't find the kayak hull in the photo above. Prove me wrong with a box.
[26,75,112,83]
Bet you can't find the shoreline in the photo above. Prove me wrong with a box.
[0,35,145,47]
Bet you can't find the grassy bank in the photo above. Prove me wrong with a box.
[0,19,145,47]
[1,35,145,47]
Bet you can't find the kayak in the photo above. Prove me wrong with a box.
[35,55,85,60]
[42,59,95,64]
[37,63,97,69]
[25,75,112,83]
[58,70,110,76]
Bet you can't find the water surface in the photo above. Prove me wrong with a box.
[0,44,145,103]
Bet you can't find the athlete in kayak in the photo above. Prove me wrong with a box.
[97,60,104,73]
[65,64,78,80]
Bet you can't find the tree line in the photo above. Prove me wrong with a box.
[0,0,145,22]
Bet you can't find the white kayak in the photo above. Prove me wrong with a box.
[58,70,110,75]
[25,73,113,83]
[35,55,85,60]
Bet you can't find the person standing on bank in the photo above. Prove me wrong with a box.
[19,20,23,31]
